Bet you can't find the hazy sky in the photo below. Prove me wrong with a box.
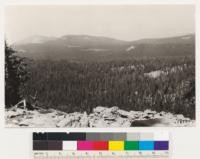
[5,5,195,43]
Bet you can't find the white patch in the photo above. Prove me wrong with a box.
[145,66,185,79]
[144,70,165,78]
[126,45,135,52]
[83,48,108,52]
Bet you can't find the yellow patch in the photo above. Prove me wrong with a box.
[108,141,124,150]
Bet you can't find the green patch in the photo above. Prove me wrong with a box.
[124,141,139,150]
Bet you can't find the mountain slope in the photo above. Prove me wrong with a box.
[13,34,195,61]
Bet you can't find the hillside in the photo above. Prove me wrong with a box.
[19,57,195,119]
[8,34,195,122]
[13,34,195,61]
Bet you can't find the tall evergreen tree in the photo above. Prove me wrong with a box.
[5,42,29,107]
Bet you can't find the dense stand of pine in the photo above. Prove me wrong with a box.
[22,57,195,119]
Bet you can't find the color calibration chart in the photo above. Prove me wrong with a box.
[33,132,169,159]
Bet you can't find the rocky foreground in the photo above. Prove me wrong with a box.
[5,106,194,127]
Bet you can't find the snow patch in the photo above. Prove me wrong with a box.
[144,65,187,79]
[126,45,135,52]
[84,48,108,52]
[144,70,165,78]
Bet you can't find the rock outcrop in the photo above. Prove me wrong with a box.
[5,106,194,127]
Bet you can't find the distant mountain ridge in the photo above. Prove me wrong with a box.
[132,34,195,44]
[14,35,58,45]
[13,34,195,61]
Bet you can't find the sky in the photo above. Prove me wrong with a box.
[5,5,195,44]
